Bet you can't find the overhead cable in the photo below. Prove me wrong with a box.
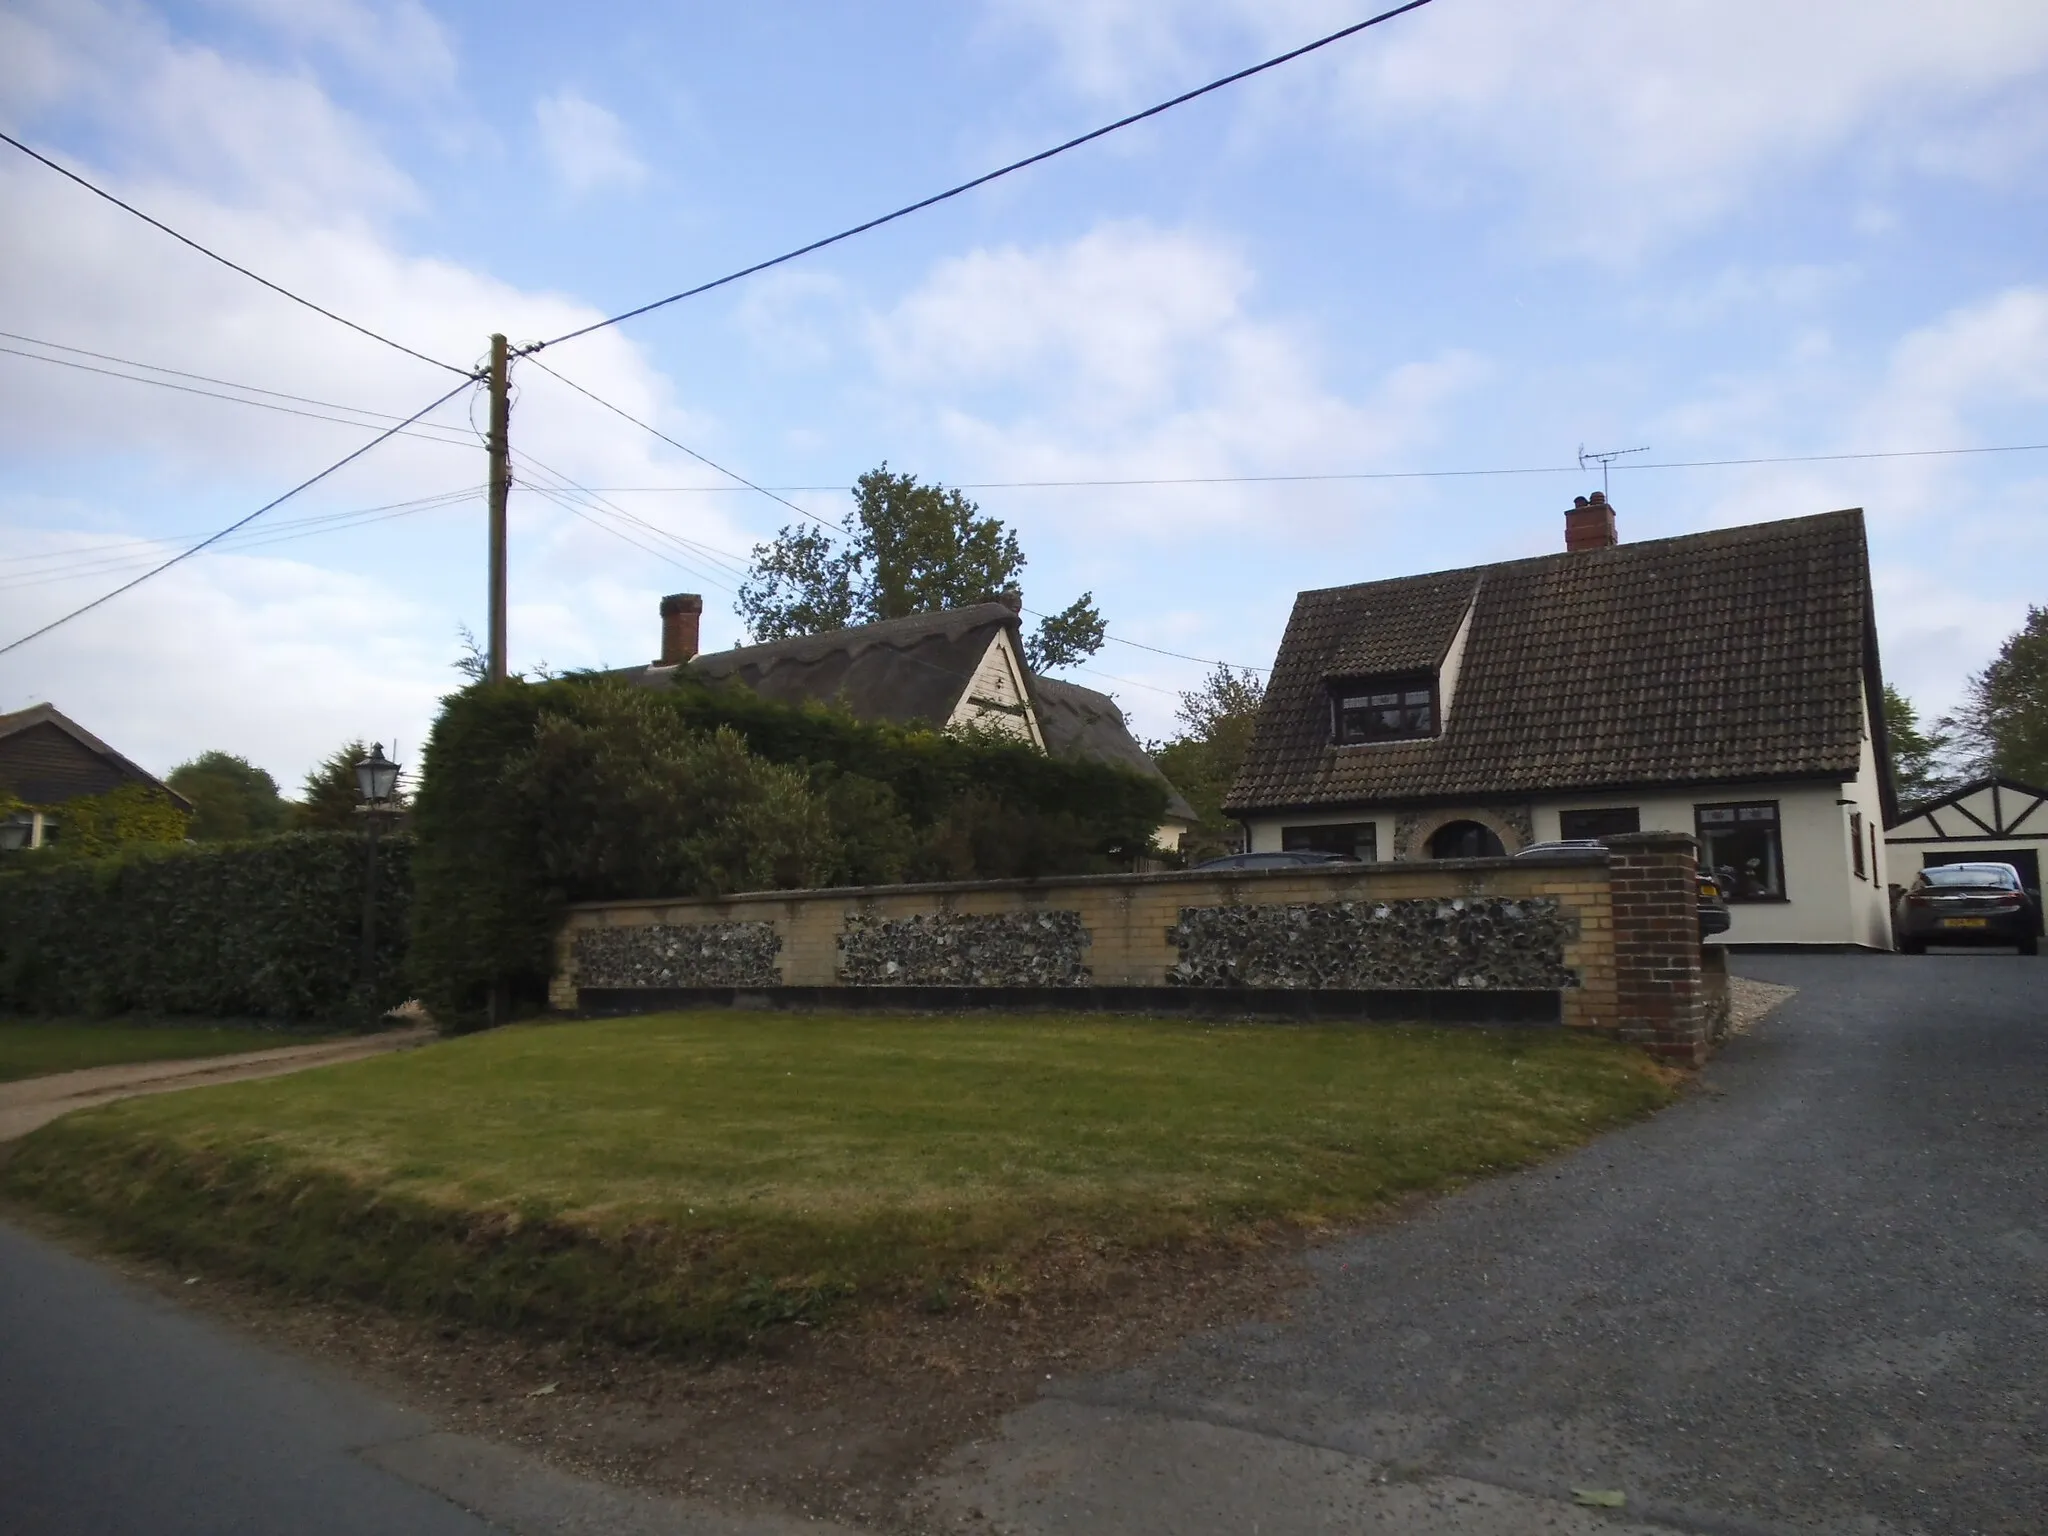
[0,129,472,378]
[529,0,1438,352]
[520,356,844,534]
[0,377,478,658]
[565,439,2048,495]
[0,343,478,448]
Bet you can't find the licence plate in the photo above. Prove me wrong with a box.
[1940,917,1989,929]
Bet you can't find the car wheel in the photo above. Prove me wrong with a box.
[2020,933,2040,956]
[1900,938,1926,955]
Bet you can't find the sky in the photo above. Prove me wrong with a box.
[2,0,2046,792]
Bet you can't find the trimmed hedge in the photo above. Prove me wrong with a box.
[0,832,410,1021]
[408,675,1169,1027]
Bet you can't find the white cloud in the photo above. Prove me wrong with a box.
[535,90,647,197]
[865,222,1486,534]
[995,0,2048,253]
[200,0,458,95]
[0,12,761,783]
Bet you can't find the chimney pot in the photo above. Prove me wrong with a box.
[658,592,702,665]
[1564,494,1618,552]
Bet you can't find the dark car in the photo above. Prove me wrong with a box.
[1515,838,1731,936]
[1189,850,1358,872]
[1896,862,2039,954]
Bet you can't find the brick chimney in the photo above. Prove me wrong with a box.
[658,592,701,665]
[1565,491,1617,551]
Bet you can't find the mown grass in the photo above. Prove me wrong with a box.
[3,1010,1679,1353]
[0,1018,325,1083]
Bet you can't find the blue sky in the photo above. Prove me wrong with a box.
[3,0,2046,789]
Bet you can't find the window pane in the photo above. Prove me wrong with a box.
[1560,807,1641,840]
[1697,803,1783,900]
[1283,822,1378,861]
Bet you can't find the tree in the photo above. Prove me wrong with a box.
[293,739,407,830]
[1881,686,1955,808]
[165,750,291,841]
[1942,605,2048,787]
[1151,663,1267,861]
[736,464,1106,671]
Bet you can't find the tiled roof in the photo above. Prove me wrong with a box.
[1031,676,1198,823]
[1227,509,1886,814]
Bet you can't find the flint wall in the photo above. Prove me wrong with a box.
[549,835,1713,1060]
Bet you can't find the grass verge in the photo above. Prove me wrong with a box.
[0,1017,332,1083]
[3,1010,1679,1354]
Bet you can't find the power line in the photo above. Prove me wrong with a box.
[0,129,472,379]
[0,377,477,658]
[564,440,2048,494]
[519,355,844,534]
[0,343,479,448]
[529,0,1437,352]
[515,359,1271,675]
[0,489,484,592]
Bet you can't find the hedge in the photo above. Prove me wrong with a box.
[0,832,410,1022]
[407,675,1169,1027]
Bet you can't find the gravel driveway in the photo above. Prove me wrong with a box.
[921,953,2048,1535]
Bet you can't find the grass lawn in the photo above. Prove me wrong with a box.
[4,1010,1679,1353]
[0,1018,323,1084]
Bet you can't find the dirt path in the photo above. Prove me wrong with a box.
[0,1027,434,1143]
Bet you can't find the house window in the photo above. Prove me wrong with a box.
[1850,811,1866,879]
[1560,807,1640,841]
[1331,675,1437,744]
[1283,822,1377,861]
[1427,820,1506,859]
[1696,801,1786,902]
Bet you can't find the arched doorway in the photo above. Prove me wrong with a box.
[1427,819,1506,859]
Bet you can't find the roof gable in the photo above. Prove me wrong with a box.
[1887,775,2048,838]
[1229,509,1881,812]
[0,703,192,810]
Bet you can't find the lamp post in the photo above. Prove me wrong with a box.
[354,743,401,1005]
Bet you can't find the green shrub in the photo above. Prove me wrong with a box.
[0,831,408,1021]
[407,675,1169,1028]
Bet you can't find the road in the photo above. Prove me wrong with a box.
[3,955,2041,1534]
[0,1217,853,1534]
[924,954,2048,1534]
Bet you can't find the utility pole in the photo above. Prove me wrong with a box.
[486,332,510,683]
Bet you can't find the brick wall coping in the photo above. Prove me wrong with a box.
[559,848,1614,914]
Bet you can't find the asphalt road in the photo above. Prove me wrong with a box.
[927,954,2048,1535]
[0,1219,852,1536]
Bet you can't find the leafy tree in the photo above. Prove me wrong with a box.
[166,750,291,841]
[1151,664,1267,861]
[736,464,1106,671]
[1881,686,1955,807]
[293,739,408,830]
[1941,605,2048,787]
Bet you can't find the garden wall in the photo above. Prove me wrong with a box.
[553,832,1712,1062]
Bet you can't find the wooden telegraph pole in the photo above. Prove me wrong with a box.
[486,333,510,683]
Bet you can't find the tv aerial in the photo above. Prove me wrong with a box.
[1577,443,1649,498]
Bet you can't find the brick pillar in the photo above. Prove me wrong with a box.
[1606,831,1707,1065]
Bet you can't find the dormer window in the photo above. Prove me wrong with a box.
[1331,674,1438,744]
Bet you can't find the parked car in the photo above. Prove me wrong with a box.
[1515,839,1731,936]
[1895,862,2039,955]
[1189,850,1358,872]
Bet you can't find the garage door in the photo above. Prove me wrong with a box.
[1921,848,2044,934]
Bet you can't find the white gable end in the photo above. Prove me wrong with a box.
[946,630,1045,748]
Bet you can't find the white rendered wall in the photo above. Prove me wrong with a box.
[947,630,1044,748]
